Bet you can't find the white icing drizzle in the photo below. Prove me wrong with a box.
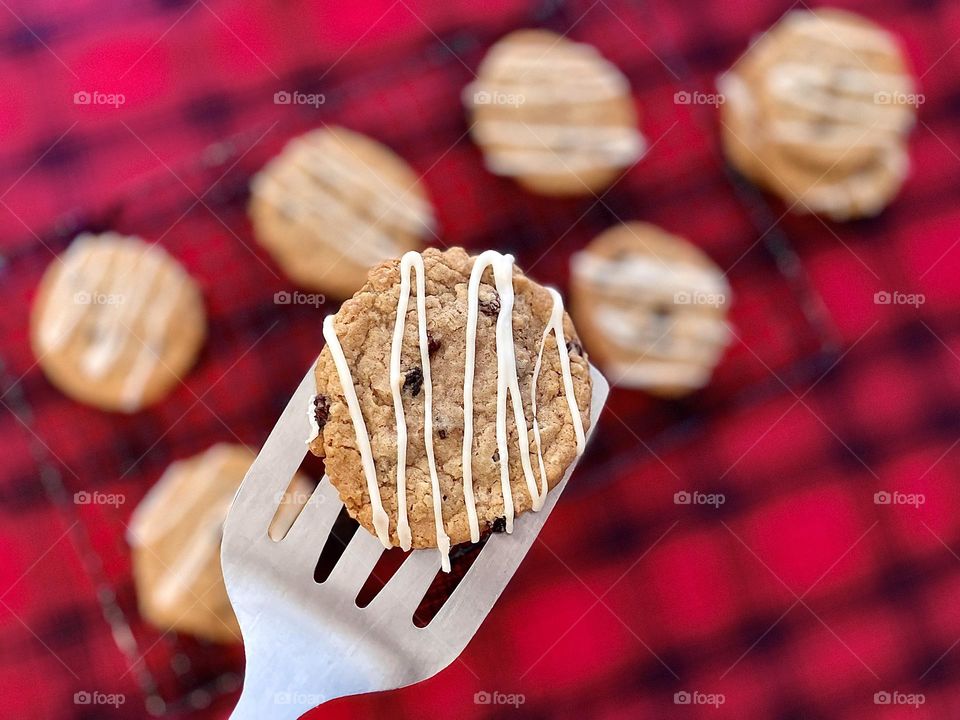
[120,273,186,411]
[390,252,450,569]
[153,495,232,611]
[484,142,646,176]
[593,306,731,360]
[783,10,901,54]
[493,252,540,532]
[479,126,645,176]
[529,288,586,507]
[770,119,908,148]
[81,246,165,378]
[765,63,914,131]
[799,143,908,216]
[322,251,585,569]
[464,74,629,105]
[571,252,730,300]
[608,358,714,390]
[323,314,392,547]
[39,235,110,349]
[474,122,646,167]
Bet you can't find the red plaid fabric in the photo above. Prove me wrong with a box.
[1,0,959,718]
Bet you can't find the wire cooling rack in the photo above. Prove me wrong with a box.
[0,0,896,715]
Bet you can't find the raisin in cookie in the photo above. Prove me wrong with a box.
[249,126,436,298]
[30,232,206,412]
[463,29,645,196]
[307,248,591,570]
[718,9,916,220]
[128,444,314,643]
[570,223,731,397]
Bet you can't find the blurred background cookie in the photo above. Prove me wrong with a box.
[127,444,315,643]
[570,223,731,397]
[464,29,645,196]
[718,8,916,220]
[249,126,437,298]
[29,232,206,413]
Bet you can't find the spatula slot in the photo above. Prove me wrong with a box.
[412,538,488,628]
[354,547,408,608]
[313,506,360,583]
[267,456,322,542]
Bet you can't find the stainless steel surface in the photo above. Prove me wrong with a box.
[222,363,609,719]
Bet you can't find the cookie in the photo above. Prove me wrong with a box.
[128,444,314,643]
[307,247,591,570]
[249,126,436,298]
[570,223,731,397]
[718,9,916,220]
[30,233,206,412]
[463,29,645,196]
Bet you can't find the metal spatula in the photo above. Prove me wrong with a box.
[222,363,608,719]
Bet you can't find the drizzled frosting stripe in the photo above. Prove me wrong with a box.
[121,274,186,411]
[529,288,587,506]
[464,76,629,105]
[321,250,586,570]
[571,252,731,299]
[463,250,544,538]
[783,10,901,54]
[474,121,644,149]
[322,315,391,547]
[390,252,451,571]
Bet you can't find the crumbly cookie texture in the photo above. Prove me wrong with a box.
[309,247,592,548]
[570,223,731,397]
[718,9,916,220]
[249,126,434,299]
[29,233,206,412]
[128,444,313,643]
[464,29,644,196]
